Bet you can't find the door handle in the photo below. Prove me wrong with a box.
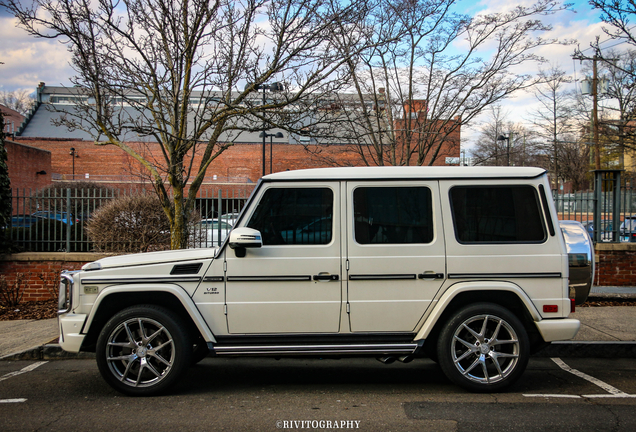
[418,273,444,280]
[313,274,339,281]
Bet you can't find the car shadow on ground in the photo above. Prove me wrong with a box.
[176,356,452,395]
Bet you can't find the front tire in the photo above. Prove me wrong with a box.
[96,305,192,396]
[437,303,529,392]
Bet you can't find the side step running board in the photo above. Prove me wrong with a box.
[208,343,419,356]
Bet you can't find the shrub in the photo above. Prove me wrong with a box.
[35,182,117,219]
[0,273,28,308]
[86,194,171,253]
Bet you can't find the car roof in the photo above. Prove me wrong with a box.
[263,166,546,181]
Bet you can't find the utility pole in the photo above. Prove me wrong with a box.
[575,54,602,170]
[592,56,601,170]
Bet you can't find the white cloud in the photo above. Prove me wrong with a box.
[460,1,617,150]
[0,17,74,94]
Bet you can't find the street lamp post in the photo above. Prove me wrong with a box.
[69,147,78,179]
[497,134,510,166]
[260,131,285,174]
[251,82,284,176]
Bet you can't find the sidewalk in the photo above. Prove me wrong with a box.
[1,288,635,360]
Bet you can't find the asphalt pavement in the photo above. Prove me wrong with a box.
[1,287,635,361]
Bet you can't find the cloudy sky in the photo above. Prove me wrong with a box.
[0,0,624,147]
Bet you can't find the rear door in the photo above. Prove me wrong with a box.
[345,181,446,332]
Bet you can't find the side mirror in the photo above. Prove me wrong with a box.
[229,228,262,257]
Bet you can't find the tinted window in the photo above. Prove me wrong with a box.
[450,186,546,243]
[247,188,333,245]
[353,187,433,244]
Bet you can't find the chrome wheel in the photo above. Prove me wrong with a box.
[437,303,530,392]
[451,314,519,385]
[106,317,175,388]
[96,305,191,395]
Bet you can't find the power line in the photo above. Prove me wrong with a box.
[578,25,636,54]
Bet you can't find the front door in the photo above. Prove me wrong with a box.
[345,181,446,332]
[225,183,342,334]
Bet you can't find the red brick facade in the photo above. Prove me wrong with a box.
[0,254,89,302]
[594,243,636,287]
[12,137,371,192]
[5,140,52,198]
[13,114,461,193]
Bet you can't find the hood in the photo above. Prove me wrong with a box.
[83,248,218,271]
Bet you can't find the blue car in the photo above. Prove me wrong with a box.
[10,215,40,227]
[31,211,77,225]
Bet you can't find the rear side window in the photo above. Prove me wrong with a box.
[450,186,546,243]
[247,188,333,245]
[353,187,434,244]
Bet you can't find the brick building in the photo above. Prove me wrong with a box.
[11,85,461,193]
[1,104,24,136]
[4,140,51,196]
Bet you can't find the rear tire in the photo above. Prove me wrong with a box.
[96,305,192,396]
[437,303,529,392]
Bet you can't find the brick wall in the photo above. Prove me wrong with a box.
[12,137,372,183]
[12,137,132,181]
[5,140,52,197]
[594,243,636,287]
[13,135,460,192]
[0,253,108,302]
[2,245,634,304]
[11,138,347,190]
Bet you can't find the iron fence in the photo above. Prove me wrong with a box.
[7,172,636,252]
[553,171,636,243]
[7,188,251,252]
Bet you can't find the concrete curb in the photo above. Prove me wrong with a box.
[1,342,635,361]
[0,344,95,361]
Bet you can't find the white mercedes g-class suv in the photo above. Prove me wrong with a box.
[58,167,592,395]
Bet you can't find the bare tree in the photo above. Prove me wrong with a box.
[303,0,572,167]
[585,0,636,63]
[1,0,377,249]
[598,50,636,160]
[471,107,544,167]
[569,52,636,172]
[558,139,591,191]
[527,65,574,185]
[0,90,35,115]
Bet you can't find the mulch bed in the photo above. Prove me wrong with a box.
[0,299,58,321]
[580,298,636,307]
[0,296,634,321]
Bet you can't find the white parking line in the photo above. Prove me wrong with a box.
[0,361,48,382]
[524,394,582,399]
[551,358,629,396]
[524,358,636,399]
[0,399,27,403]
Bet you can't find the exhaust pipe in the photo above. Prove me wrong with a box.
[376,356,397,364]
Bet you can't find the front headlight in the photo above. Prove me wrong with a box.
[59,272,74,314]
